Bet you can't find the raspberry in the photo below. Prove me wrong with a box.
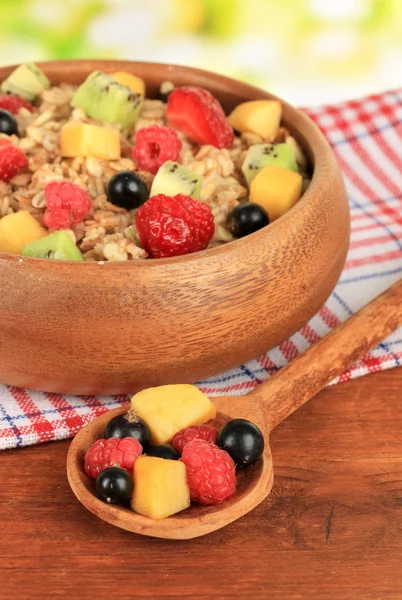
[180,440,236,505]
[84,437,143,479]
[0,143,28,182]
[132,125,182,174]
[0,94,34,114]
[172,425,218,454]
[43,181,92,229]
[167,86,234,149]
[135,193,214,258]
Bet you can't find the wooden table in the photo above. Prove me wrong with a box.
[2,368,402,600]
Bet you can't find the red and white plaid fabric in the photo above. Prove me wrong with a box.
[1,89,401,450]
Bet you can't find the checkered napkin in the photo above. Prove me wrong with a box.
[1,89,401,450]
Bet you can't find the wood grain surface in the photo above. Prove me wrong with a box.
[2,368,402,600]
[0,60,349,395]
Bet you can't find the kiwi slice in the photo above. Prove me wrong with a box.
[22,231,84,261]
[71,71,142,129]
[242,143,298,187]
[150,161,203,199]
[1,63,50,101]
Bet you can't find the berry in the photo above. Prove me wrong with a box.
[180,440,236,505]
[172,424,218,454]
[146,444,180,460]
[132,125,182,174]
[0,143,28,182]
[96,467,134,505]
[43,181,92,230]
[167,86,234,149]
[0,94,34,115]
[135,193,214,258]
[0,110,18,136]
[227,203,269,238]
[107,170,149,210]
[84,437,143,479]
[216,419,264,467]
[105,410,151,450]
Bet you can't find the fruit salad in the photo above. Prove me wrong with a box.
[0,63,311,262]
[84,384,264,519]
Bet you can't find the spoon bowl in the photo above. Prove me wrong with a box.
[67,279,402,539]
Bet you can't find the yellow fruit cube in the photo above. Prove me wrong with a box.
[0,210,47,255]
[228,100,282,141]
[60,122,121,160]
[131,456,190,520]
[111,71,146,97]
[250,164,302,221]
[131,384,216,445]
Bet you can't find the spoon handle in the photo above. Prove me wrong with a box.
[248,279,402,430]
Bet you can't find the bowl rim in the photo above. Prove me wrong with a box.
[0,59,333,267]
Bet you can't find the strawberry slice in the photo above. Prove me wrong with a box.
[166,86,234,149]
[0,94,34,114]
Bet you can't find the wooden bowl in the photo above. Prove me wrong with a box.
[0,60,350,395]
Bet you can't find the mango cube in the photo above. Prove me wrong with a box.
[0,210,47,255]
[60,122,121,160]
[111,71,145,97]
[250,164,302,221]
[228,100,282,140]
[131,384,216,445]
[131,456,190,520]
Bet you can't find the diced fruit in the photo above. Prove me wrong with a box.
[167,86,234,149]
[249,164,302,221]
[180,440,236,505]
[228,100,282,141]
[0,210,46,255]
[1,63,50,101]
[105,410,151,449]
[131,384,216,445]
[96,467,134,505]
[111,71,145,96]
[0,94,34,114]
[227,202,269,238]
[241,143,298,187]
[84,437,143,479]
[0,110,18,136]
[71,71,142,129]
[135,193,215,258]
[131,456,190,519]
[107,170,149,210]
[60,122,120,160]
[216,419,264,467]
[172,424,218,454]
[0,142,28,182]
[146,444,180,460]
[22,231,84,261]
[150,161,202,200]
[132,125,182,174]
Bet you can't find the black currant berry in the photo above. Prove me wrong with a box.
[107,170,149,210]
[105,410,151,450]
[96,467,134,505]
[146,444,180,460]
[0,109,18,136]
[227,203,269,238]
[216,418,264,466]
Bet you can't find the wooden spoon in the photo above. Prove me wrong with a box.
[67,279,402,539]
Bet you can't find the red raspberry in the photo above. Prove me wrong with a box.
[0,94,34,114]
[135,193,214,258]
[180,440,236,505]
[43,181,92,229]
[84,437,143,479]
[172,425,218,454]
[132,125,182,174]
[167,86,234,149]
[0,143,28,182]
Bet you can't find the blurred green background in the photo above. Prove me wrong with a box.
[1,0,401,105]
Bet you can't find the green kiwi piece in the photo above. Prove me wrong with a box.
[1,63,50,101]
[22,231,84,261]
[71,71,142,129]
[241,143,298,187]
[150,161,203,199]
